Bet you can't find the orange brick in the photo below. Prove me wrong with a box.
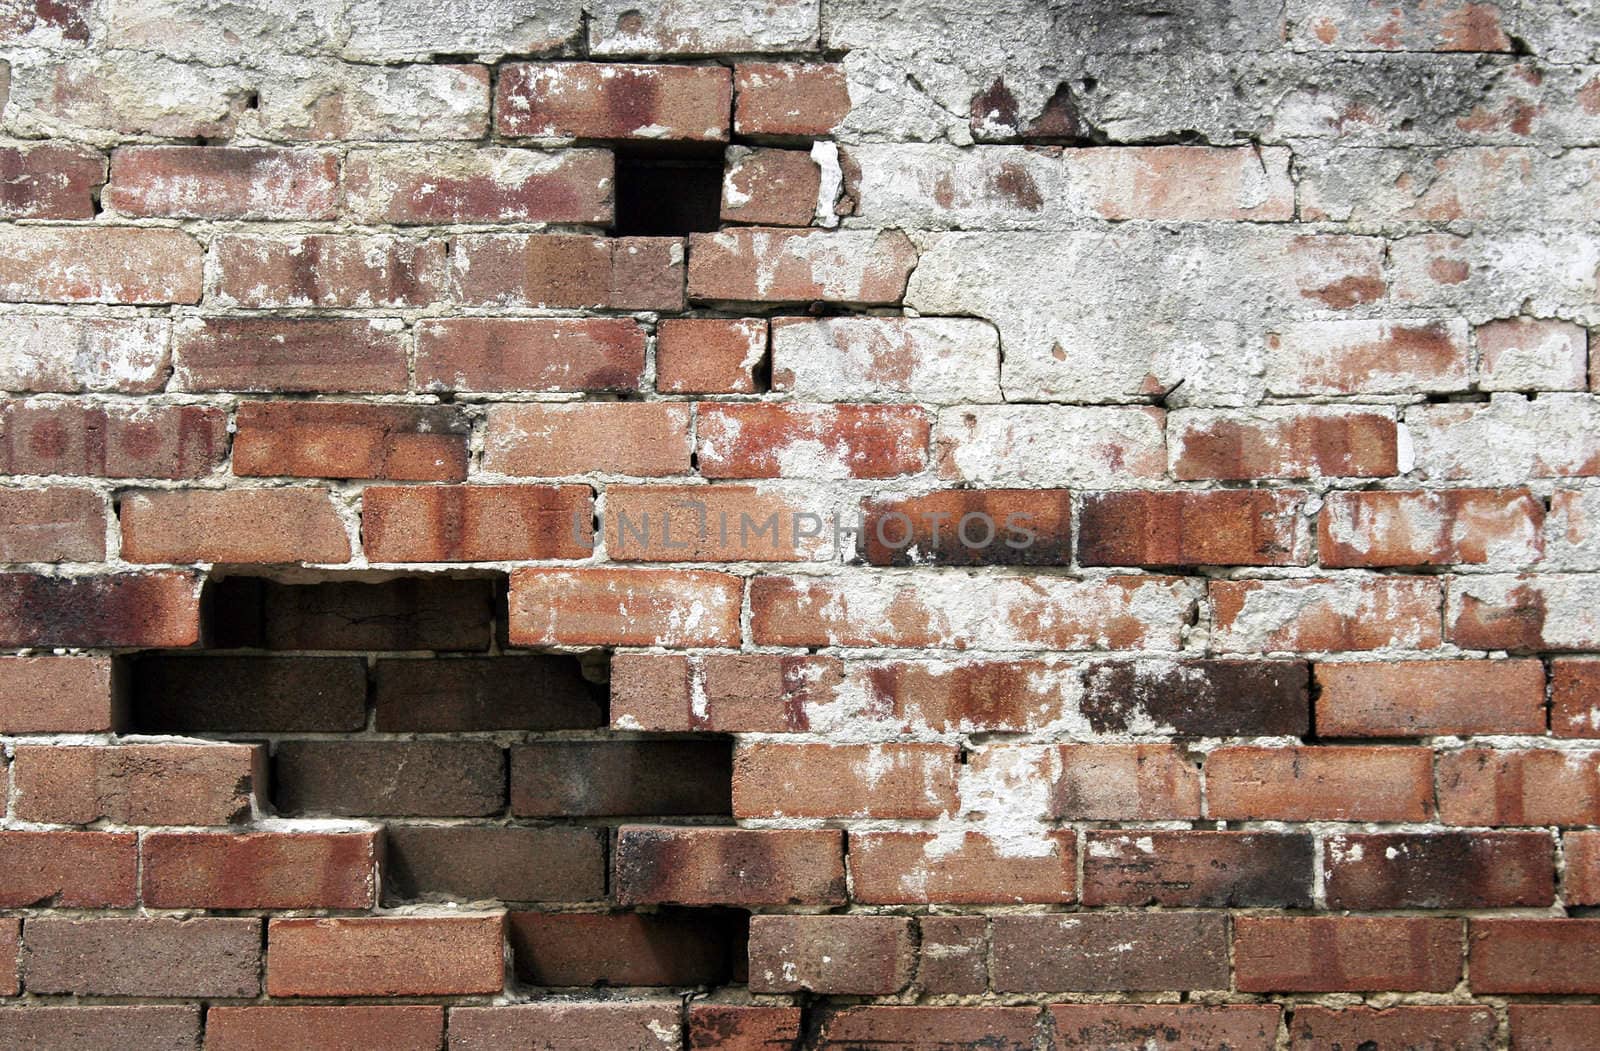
[0,655,120,732]
[233,402,470,482]
[1206,746,1435,821]
[0,830,137,907]
[0,486,106,562]
[688,228,917,304]
[204,1007,444,1051]
[509,567,741,647]
[1049,744,1203,820]
[266,915,505,997]
[11,742,264,825]
[363,485,593,562]
[344,146,613,224]
[861,489,1073,566]
[848,830,1075,904]
[734,62,852,137]
[1554,658,1600,737]
[142,832,378,909]
[212,234,448,308]
[656,318,765,394]
[105,146,339,219]
[1077,489,1311,567]
[1315,659,1547,736]
[733,743,959,819]
[722,147,820,226]
[1437,749,1600,826]
[484,403,692,477]
[171,317,408,393]
[496,62,731,140]
[120,489,351,565]
[0,227,202,304]
[1170,407,1399,479]
[603,484,823,561]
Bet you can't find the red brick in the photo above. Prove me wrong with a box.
[0,655,119,732]
[142,831,377,909]
[234,401,469,482]
[722,146,820,226]
[1470,919,1600,993]
[0,831,137,907]
[12,742,263,825]
[484,403,692,477]
[509,567,741,647]
[1554,656,1600,737]
[212,234,448,308]
[696,403,930,479]
[24,917,262,997]
[130,655,366,734]
[0,141,104,218]
[609,652,842,732]
[0,918,13,997]
[120,488,351,565]
[345,146,613,224]
[415,317,645,393]
[1206,745,1435,821]
[854,658,1079,733]
[384,825,605,905]
[1292,0,1511,50]
[1051,1005,1280,1051]
[1082,830,1314,908]
[1319,487,1544,567]
[105,146,339,218]
[205,1007,444,1051]
[510,739,730,817]
[750,573,1193,650]
[656,317,766,394]
[449,233,683,310]
[733,742,958,818]
[861,489,1073,566]
[1048,744,1203,820]
[1170,407,1399,479]
[496,62,731,140]
[1264,318,1471,395]
[0,570,201,647]
[1437,748,1600,826]
[1234,916,1461,992]
[811,1008,1032,1051]
[848,830,1075,904]
[1210,576,1443,651]
[171,317,408,393]
[364,484,592,562]
[0,227,202,304]
[0,486,105,561]
[603,484,825,562]
[1316,658,1546,736]
[1081,658,1310,736]
[614,825,846,906]
[510,911,742,987]
[0,1006,199,1049]
[0,0,91,42]
[275,740,505,818]
[734,62,851,137]
[1511,1005,1600,1049]
[0,314,169,394]
[1447,572,1600,651]
[1290,1007,1495,1051]
[1477,316,1589,391]
[748,915,913,994]
[688,1005,803,1051]
[1325,830,1555,909]
[1078,488,1310,567]
[0,399,226,479]
[688,228,917,304]
[267,915,505,997]
[449,1003,680,1051]
[916,916,988,994]
[1566,830,1600,904]
[374,655,600,733]
[993,913,1229,992]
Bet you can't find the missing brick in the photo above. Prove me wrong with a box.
[611,144,724,237]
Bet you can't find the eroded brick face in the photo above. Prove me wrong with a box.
[1,0,1596,1040]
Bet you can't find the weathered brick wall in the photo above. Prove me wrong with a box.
[1,0,1599,1047]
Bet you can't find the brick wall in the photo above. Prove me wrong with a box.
[2,0,1599,1047]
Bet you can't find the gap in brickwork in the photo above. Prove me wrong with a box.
[612,143,726,236]
[119,572,747,991]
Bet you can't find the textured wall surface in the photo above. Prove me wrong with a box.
[2,0,1600,1048]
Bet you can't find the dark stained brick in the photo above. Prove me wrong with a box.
[131,655,367,733]
[383,825,604,905]
[1080,659,1309,735]
[374,656,602,732]
[1082,831,1314,908]
[275,741,505,817]
[510,740,731,817]
[1324,831,1556,909]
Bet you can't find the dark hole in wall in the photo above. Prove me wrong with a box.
[128,572,737,954]
[611,144,725,236]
